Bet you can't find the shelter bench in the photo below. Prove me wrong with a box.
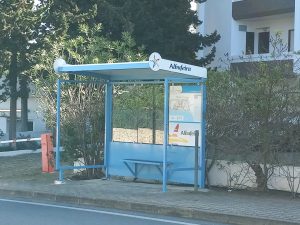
[123,159,172,180]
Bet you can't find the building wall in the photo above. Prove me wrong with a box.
[0,96,47,138]
[198,0,232,69]
[199,0,297,70]
[0,117,7,134]
[208,159,300,193]
[27,97,47,133]
[231,13,294,56]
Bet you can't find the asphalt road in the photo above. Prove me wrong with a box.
[0,198,229,225]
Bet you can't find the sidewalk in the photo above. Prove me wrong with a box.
[0,153,300,225]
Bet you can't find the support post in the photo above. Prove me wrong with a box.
[104,82,113,179]
[194,130,199,191]
[200,81,207,188]
[55,79,63,181]
[294,0,300,53]
[41,133,54,173]
[163,79,169,192]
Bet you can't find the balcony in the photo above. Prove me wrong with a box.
[232,0,295,20]
[230,52,300,74]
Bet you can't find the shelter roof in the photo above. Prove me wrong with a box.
[53,53,207,81]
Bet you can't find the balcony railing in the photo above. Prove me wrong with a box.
[230,52,296,63]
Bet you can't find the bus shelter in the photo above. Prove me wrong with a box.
[54,52,207,192]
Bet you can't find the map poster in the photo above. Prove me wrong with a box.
[168,85,202,147]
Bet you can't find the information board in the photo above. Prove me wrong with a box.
[169,86,202,146]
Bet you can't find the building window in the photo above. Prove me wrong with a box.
[258,31,270,54]
[245,32,255,54]
[28,121,33,131]
[288,29,294,52]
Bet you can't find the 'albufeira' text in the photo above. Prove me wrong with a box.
[169,63,191,72]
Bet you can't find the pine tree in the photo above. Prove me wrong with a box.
[46,0,220,66]
[0,0,49,138]
[97,0,220,66]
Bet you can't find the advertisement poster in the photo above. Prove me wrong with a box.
[169,86,202,147]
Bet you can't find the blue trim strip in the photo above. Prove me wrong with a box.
[64,71,110,78]
[169,121,201,124]
[200,80,207,188]
[58,61,150,73]
[182,86,201,93]
[60,165,104,170]
[170,167,201,172]
[111,79,203,85]
[60,80,107,84]
[55,79,62,180]
[167,78,202,83]
[163,79,169,192]
[60,79,201,85]
[111,80,165,85]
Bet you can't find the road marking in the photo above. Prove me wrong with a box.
[0,198,201,225]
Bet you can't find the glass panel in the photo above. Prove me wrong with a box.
[112,84,164,144]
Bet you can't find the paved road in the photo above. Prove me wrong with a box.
[0,198,229,225]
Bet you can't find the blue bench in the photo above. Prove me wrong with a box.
[123,159,172,180]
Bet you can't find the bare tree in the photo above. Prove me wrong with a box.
[207,34,300,191]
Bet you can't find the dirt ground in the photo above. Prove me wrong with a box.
[0,153,72,183]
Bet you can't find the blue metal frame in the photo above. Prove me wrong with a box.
[168,80,203,189]
[200,79,207,188]
[163,79,169,192]
[55,79,107,181]
[56,79,62,180]
[104,82,113,178]
[55,65,207,191]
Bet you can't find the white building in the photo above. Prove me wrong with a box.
[0,85,47,139]
[198,0,300,72]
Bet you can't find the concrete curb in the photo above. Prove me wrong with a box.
[0,188,298,225]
